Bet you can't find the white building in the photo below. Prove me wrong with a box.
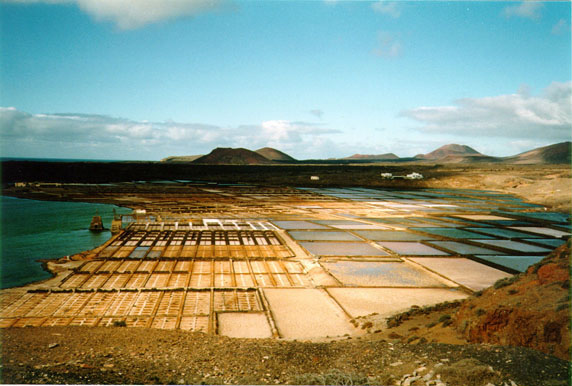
[406,172,423,180]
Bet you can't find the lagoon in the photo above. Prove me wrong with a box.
[0,196,130,289]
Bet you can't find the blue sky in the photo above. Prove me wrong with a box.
[1,0,570,160]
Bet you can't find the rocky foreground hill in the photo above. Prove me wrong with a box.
[372,240,571,362]
[455,241,570,360]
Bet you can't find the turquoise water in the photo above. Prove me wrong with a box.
[0,196,131,289]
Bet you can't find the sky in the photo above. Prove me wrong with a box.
[0,0,570,161]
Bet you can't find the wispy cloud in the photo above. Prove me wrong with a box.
[371,1,400,18]
[552,18,570,35]
[400,82,572,141]
[2,0,228,29]
[502,1,543,20]
[373,31,402,58]
[309,109,324,119]
[0,107,340,159]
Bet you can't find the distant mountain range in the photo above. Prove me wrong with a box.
[161,141,571,165]
[412,142,571,164]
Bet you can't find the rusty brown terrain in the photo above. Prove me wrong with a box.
[367,241,570,361]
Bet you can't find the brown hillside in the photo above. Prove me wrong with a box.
[435,154,500,163]
[161,155,203,162]
[416,144,482,160]
[343,153,399,160]
[454,240,571,360]
[255,147,296,162]
[192,147,274,165]
[503,141,572,164]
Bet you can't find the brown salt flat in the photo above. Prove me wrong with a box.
[217,312,273,338]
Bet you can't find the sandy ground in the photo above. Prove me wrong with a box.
[424,165,571,212]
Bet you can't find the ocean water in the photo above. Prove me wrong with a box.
[0,196,131,289]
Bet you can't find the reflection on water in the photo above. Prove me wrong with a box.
[288,231,361,241]
[272,221,328,230]
[475,239,552,253]
[376,242,448,256]
[409,227,495,239]
[300,241,389,256]
[323,261,447,287]
[354,230,430,241]
[475,255,545,273]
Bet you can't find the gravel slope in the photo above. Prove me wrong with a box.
[1,326,569,385]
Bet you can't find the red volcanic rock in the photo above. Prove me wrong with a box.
[255,147,296,162]
[192,147,275,165]
[455,241,571,360]
[537,263,569,285]
[416,144,482,160]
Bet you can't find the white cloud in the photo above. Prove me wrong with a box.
[373,31,402,58]
[400,82,572,141]
[259,120,337,144]
[2,0,227,29]
[502,1,543,20]
[371,1,400,18]
[261,120,298,142]
[0,108,341,159]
